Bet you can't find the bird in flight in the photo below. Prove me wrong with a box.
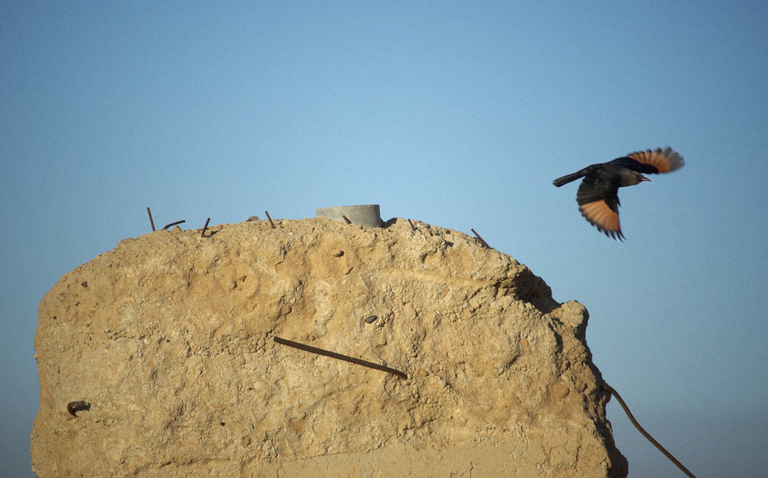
[553,147,684,240]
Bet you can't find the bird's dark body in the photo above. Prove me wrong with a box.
[553,148,684,240]
[553,158,659,188]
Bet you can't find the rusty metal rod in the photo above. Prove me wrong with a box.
[408,219,416,231]
[147,207,155,231]
[471,228,490,248]
[274,336,407,380]
[342,215,352,224]
[603,385,697,478]
[162,220,185,230]
[265,211,275,228]
[201,218,211,238]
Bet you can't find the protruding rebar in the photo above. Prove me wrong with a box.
[471,228,490,248]
[147,207,155,231]
[162,220,185,230]
[602,384,697,478]
[274,336,407,380]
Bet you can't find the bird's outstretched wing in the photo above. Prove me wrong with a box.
[624,147,685,173]
[579,199,623,240]
[576,171,624,240]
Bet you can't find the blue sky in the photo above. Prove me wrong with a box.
[2,2,767,476]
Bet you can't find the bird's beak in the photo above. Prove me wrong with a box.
[641,176,651,182]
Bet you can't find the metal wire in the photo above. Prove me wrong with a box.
[603,384,696,478]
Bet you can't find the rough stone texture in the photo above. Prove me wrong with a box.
[32,217,628,477]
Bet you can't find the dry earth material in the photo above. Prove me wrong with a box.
[32,217,628,477]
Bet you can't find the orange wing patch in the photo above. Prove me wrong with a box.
[627,147,685,173]
[579,200,623,239]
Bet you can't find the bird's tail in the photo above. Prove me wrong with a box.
[553,169,587,187]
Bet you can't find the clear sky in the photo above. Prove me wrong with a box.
[2,2,766,477]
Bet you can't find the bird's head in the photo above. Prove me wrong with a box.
[620,170,651,187]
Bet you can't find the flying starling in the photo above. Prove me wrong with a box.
[553,147,684,240]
